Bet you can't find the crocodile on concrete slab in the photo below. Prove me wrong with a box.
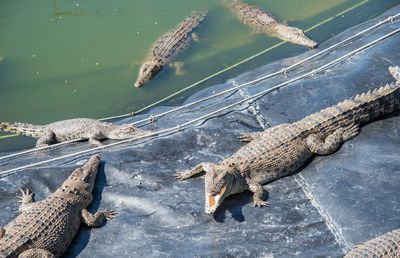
[175,66,400,214]
[0,118,149,147]
[134,10,207,87]
[344,227,400,257]
[0,154,117,258]
[224,0,317,48]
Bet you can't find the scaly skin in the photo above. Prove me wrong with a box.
[175,66,400,214]
[134,10,207,87]
[0,155,117,257]
[225,0,317,48]
[344,228,400,257]
[0,118,149,147]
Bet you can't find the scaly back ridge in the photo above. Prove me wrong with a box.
[296,67,400,135]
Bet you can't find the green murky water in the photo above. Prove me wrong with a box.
[0,0,399,151]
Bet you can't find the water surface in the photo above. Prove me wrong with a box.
[0,0,399,151]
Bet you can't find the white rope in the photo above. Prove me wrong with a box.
[2,13,399,162]
[0,14,398,162]
[0,27,398,177]
[129,13,400,126]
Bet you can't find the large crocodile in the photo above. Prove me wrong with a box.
[175,66,400,213]
[0,154,117,257]
[0,118,149,147]
[225,0,317,48]
[344,227,400,257]
[134,10,207,87]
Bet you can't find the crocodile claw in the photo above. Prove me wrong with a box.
[238,134,253,142]
[17,189,34,203]
[104,210,118,221]
[174,172,187,180]
[253,196,269,207]
[342,124,359,141]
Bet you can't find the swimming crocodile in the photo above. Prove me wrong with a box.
[344,227,400,257]
[225,0,317,48]
[175,66,400,213]
[134,10,207,87]
[0,154,117,257]
[0,118,148,147]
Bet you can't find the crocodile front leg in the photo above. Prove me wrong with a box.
[0,226,4,238]
[36,129,56,147]
[246,179,269,207]
[16,189,35,213]
[174,162,216,180]
[306,124,359,155]
[81,209,117,227]
[19,248,55,258]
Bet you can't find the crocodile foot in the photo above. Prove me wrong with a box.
[17,189,34,204]
[238,133,253,142]
[253,196,269,207]
[174,171,191,180]
[104,210,118,220]
[342,124,359,141]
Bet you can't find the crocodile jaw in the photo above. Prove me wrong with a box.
[205,185,227,214]
[107,124,149,139]
[274,24,317,49]
[135,60,162,87]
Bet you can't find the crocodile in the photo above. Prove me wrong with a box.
[0,118,149,147]
[225,0,317,48]
[344,227,400,257]
[175,66,400,213]
[134,10,207,87]
[0,154,117,257]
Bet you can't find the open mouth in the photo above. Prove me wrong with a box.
[205,185,227,214]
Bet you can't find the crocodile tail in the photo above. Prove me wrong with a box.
[389,66,400,82]
[337,65,400,125]
[298,67,400,133]
[344,228,400,257]
[349,80,400,123]
[332,81,400,126]
[344,66,400,123]
[0,122,44,138]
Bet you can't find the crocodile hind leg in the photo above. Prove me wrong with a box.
[306,124,359,155]
[238,132,262,142]
[88,131,105,147]
[88,137,103,147]
[174,162,216,180]
[0,226,4,238]
[81,209,118,227]
[18,248,55,258]
[36,129,56,148]
[17,189,35,213]
[169,61,186,76]
[246,179,269,207]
